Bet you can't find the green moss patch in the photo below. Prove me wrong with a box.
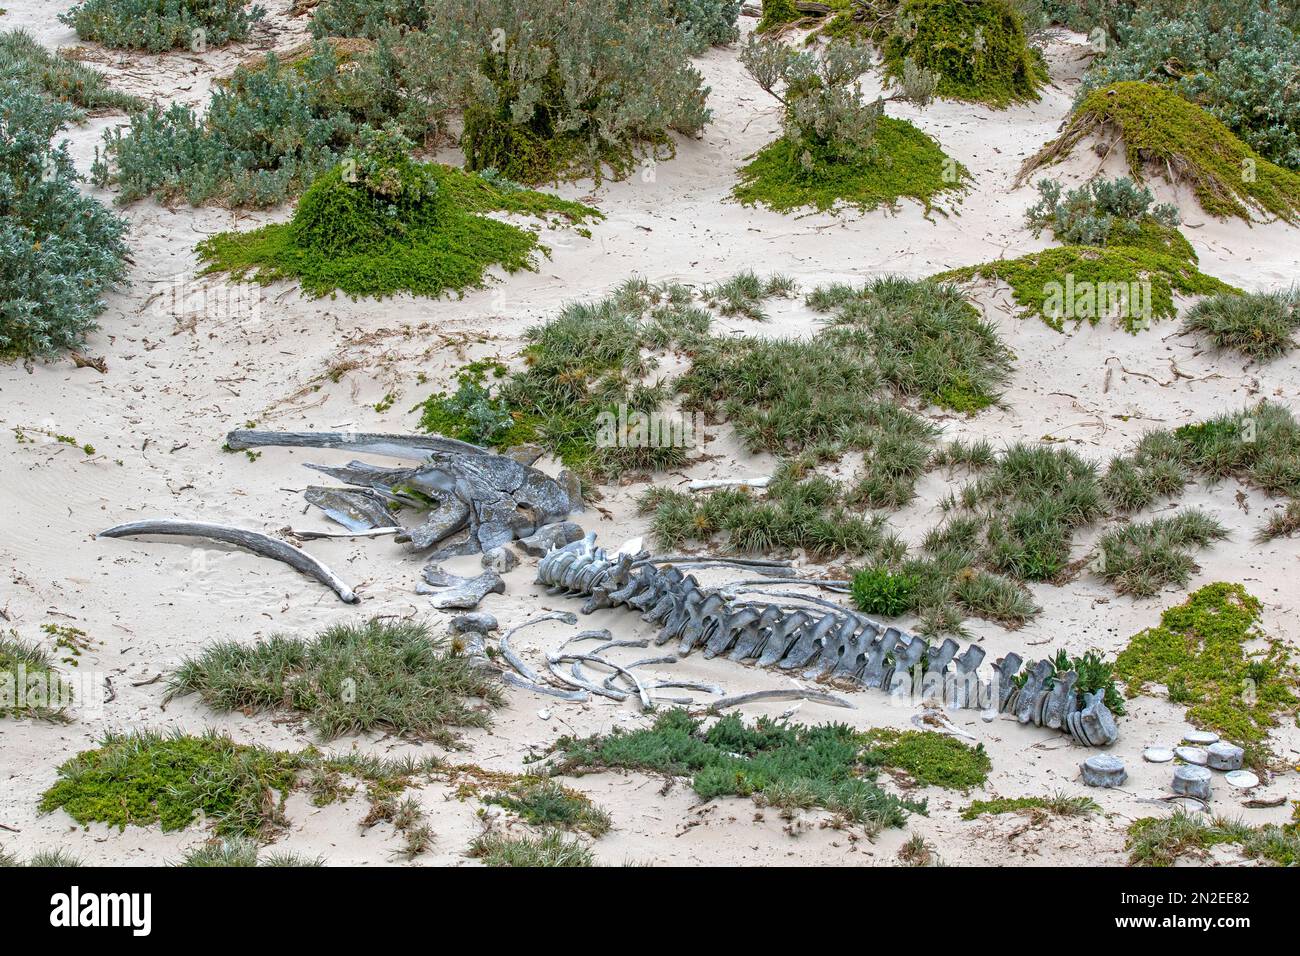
[734,115,968,215]
[40,731,312,838]
[1114,583,1298,767]
[196,129,599,300]
[937,243,1238,332]
[1021,82,1300,224]
[551,708,926,832]
[960,792,1099,821]
[861,728,991,789]
[883,0,1046,107]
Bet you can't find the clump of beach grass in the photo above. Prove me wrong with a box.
[168,618,503,746]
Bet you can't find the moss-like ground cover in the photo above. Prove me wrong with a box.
[735,115,968,215]
[40,731,312,838]
[1114,583,1298,767]
[1021,82,1300,224]
[860,727,991,789]
[196,135,600,300]
[883,0,1046,108]
[960,792,1099,821]
[936,243,1238,332]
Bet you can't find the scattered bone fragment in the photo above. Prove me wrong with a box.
[1142,747,1174,763]
[516,521,584,556]
[1226,771,1261,790]
[99,519,359,603]
[687,476,771,491]
[1183,730,1219,745]
[450,613,498,634]
[706,688,853,711]
[417,565,505,609]
[1172,764,1213,801]
[1206,742,1244,771]
[1174,745,1209,766]
[1081,754,1127,787]
[481,546,519,573]
[304,485,394,532]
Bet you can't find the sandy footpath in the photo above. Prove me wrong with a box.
[1,3,1298,866]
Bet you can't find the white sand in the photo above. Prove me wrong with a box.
[1,5,1297,866]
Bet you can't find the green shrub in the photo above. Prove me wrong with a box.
[851,566,920,617]
[1181,287,1300,361]
[883,0,1047,107]
[168,617,504,745]
[1,81,128,357]
[60,0,264,52]
[861,728,991,789]
[671,0,742,51]
[937,242,1237,332]
[310,0,427,37]
[1026,176,1181,248]
[92,43,365,207]
[1082,3,1300,170]
[483,779,611,836]
[1047,648,1126,715]
[757,0,802,32]
[408,0,710,184]
[195,125,599,298]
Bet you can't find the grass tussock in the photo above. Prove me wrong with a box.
[1,633,73,722]
[703,270,796,321]
[483,778,611,837]
[0,846,83,867]
[1181,287,1300,361]
[467,830,594,867]
[642,462,899,559]
[0,29,143,115]
[1258,500,1300,542]
[1127,808,1300,867]
[180,836,324,867]
[550,709,928,834]
[417,278,709,481]
[1094,510,1229,599]
[1114,582,1298,768]
[169,618,503,746]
